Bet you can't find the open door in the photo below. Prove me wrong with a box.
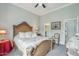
[65,19,77,46]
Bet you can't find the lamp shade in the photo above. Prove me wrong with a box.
[0,29,6,35]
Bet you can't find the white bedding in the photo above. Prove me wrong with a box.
[14,34,49,56]
[66,34,79,49]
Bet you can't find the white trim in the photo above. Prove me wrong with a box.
[64,17,77,22]
[64,16,78,46]
[77,16,79,33]
[10,3,39,16]
[11,3,74,16]
[41,3,74,16]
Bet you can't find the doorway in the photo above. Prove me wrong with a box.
[65,18,77,46]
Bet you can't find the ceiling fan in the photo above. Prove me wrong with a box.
[34,3,46,8]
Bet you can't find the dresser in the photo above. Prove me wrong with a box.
[0,39,13,56]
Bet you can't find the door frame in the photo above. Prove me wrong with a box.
[64,17,78,46]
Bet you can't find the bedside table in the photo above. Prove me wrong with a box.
[0,39,13,56]
[37,33,42,36]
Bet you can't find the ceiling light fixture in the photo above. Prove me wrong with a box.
[35,3,46,8]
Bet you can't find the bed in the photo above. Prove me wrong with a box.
[66,33,79,56]
[13,22,52,56]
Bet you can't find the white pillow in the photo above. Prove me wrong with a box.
[19,32,32,39]
[31,32,37,38]
[75,33,79,37]
[19,32,25,38]
[26,32,32,38]
[74,34,79,40]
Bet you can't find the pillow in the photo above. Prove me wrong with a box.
[74,34,79,40]
[19,32,32,39]
[18,32,37,39]
[31,32,37,38]
[25,32,32,38]
[75,33,79,37]
[19,32,25,38]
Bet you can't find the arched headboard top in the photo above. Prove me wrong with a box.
[13,22,32,37]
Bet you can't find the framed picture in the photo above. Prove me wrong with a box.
[51,21,61,30]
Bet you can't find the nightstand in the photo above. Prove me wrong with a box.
[0,39,13,56]
[37,33,42,36]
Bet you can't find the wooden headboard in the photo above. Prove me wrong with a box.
[13,22,32,37]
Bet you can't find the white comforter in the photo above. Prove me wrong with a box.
[66,35,79,49]
[14,35,49,56]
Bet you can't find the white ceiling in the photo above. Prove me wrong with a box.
[12,3,72,16]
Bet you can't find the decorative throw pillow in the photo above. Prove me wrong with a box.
[19,32,32,39]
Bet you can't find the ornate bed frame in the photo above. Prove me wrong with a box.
[13,21,32,37]
[13,21,52,56]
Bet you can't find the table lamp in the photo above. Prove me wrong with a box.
[0,29,6,39]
